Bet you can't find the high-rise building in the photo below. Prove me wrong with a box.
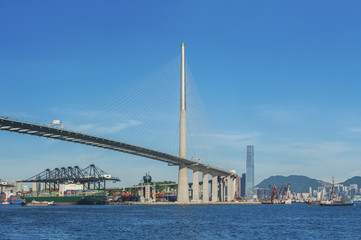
[241,173,246,197]
[32,182,37,192]
[235,176,242,198]
[16,181,22,192]
[246,145,254,198]
[23,185,30,192]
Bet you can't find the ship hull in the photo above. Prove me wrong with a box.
[22,195,107,205]
[11,199,24,205]
[319,203,354,206]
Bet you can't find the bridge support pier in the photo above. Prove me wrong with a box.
[227,176,230,201]
[202,173,209,202]
[220,177,225,201]
[231,177,235,201]
[192,170,200,202]
[227,176,235,202]
[212,175,218,202]
[178,164,189,202]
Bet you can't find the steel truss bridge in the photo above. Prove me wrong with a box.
[0,118,236,177]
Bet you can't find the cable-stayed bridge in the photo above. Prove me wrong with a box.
[0,43,237,203]
[0,117,233,177]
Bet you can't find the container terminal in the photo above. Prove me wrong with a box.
[1,165,310,205]
[1,166,279,205]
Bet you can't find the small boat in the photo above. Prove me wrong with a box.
[272,199,282,204]
[10,199,24,205]
[283,199,292,204]
[260,199,272,204]
[22,200,54,206]
[1,201,11,205]
[320,198,353,206]
[306,200,320,205]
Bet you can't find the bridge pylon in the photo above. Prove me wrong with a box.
[177,42,189,203]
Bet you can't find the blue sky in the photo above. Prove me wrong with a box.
[1,1,361,186]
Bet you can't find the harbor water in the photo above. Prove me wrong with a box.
[1,203,360,239]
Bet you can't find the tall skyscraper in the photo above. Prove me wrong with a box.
[246,145,254,198]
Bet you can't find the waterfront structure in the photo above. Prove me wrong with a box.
[241,173,246,197]
[140,173,155,203]
[246,145,254,198]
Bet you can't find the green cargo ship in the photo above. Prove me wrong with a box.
[22,195,107,205]
[21,190,107,205]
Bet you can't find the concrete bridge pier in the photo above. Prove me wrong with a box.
[226,176,231,202]
[178,164,189,202]
[219,177,225,201]
[192,170,200,202]
[202,173,209,202]
[212,175,218,202]
[226,176,236,202]
[231,177,236,201]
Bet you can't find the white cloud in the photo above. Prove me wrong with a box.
[201,132,261,149]
[347,128,361,133]
[74,120,143,135]
[47,107,144,135]
[2,111,40,121]
[254,105,314,123]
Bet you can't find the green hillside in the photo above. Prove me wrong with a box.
[340,176,361,186]
[256,175,331,193]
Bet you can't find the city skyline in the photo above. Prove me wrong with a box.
[1,1,361,186]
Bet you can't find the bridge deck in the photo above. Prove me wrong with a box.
[0,118,236,177]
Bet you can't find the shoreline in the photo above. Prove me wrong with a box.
[108,201,262,205]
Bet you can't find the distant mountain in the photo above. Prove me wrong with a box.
[340,176,361,187]
[256,175,331,193]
